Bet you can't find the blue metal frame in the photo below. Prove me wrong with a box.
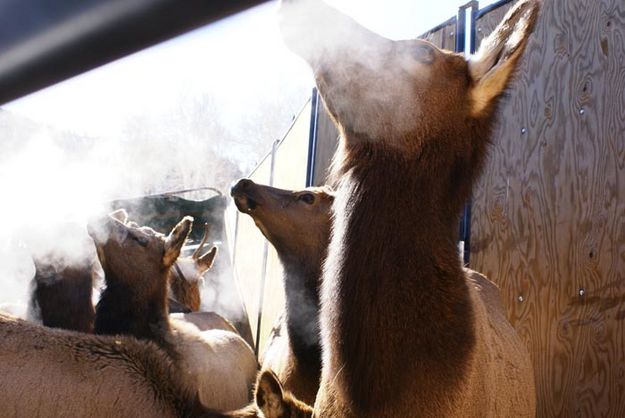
[306,88,320,187]
[456,1,479,266]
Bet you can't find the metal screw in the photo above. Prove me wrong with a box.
[449,32,455,37]
[579,288,585,296]
[518,295,524,302]
[579,108,585,115]
[521,128,527,135]
[477,27,482,33]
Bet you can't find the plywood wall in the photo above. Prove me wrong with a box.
[471,1,625,416]
[421,17,457,51]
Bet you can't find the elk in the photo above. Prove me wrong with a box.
[0,311,311,417]
[26,220,236,336]
[169,222,255,348]
[89,210,257,411]
[203,369,313,418]
[231,179,334,405]
[280,0,539,417]
[169,223,215,313]
[0,311,200,417]
[29,253,96,333]
[28,243,213,334]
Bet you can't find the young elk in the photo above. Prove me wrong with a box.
[89,210,257,411]
[231,179,334,405]
[169,222,256,348]
[0,311,200,417]
[169,223,215,313]
[203,370,313,418]
[168,224,248,339]
[280,0,539,417]
[29,253,96,333]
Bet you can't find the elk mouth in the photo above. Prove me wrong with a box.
[231,179,263,213]
[233,194,259,213]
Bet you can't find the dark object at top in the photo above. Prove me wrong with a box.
[110,194,228,244]
[0,0,269,105]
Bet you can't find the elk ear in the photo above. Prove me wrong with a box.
[196,247,217,273]
[31,256,45,273]
[163,217,193,268]
[255,370,286,418]
[468,0,540,117]
[109,209,129,224]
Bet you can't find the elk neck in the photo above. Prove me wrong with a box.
[94,268,176,357]
[322,140,477,412]
[275,245,324,374]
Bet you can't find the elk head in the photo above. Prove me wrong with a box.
[254,370,314,418]
[87,209,193,301]
[231,179,334,262]
[280,0,540,203]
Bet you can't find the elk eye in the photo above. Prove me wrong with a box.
[298,193,315,205]
[128,232,149,247]
[412,44,435,64]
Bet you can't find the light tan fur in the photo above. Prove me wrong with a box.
[461,268,537,416]
[170,311,239,333]
[0,312,196,417]
[169,320,258,410]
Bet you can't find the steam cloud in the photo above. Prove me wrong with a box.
[0,2,312,319]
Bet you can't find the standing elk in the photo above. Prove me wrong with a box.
[230,180,514,410]
[89,210,257,411]
[231,179,333,405]
[280,0,539,417]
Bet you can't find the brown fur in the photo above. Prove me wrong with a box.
[89,211,257,410]
[280,0,539,417]
[231,179,334,404]
[169,226,255,349]
[169,223,216,312]
[0,311,199,417]
[91,214,176,354]
[29,254,95,333]
[170,263,201,311]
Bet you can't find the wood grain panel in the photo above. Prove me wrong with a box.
[471,1,625,416]
[422,19,457,51]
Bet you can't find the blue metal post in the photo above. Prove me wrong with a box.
[306,87,320,187]
[457,1,479,265]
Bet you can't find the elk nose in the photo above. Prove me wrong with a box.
[230,179,254,196]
